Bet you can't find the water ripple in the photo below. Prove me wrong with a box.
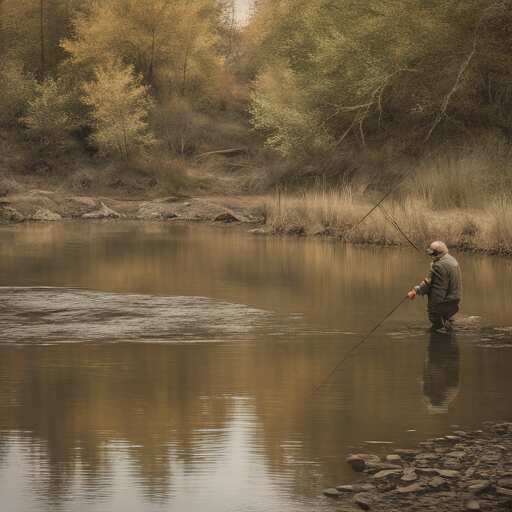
[0,287,298,344]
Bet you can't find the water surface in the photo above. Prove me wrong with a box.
[1,221,512,512]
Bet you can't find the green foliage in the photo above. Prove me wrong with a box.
[83,61,155,160]
[62,0,225,99]
[248,0,512,155]
[0,58,36,127]
[249,61,334,155]
[21,77,80,152]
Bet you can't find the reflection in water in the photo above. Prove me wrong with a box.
[422,333,460,414]
[1,222,512,511]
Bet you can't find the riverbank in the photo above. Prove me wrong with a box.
[2,189,512,258]
[324,421,512,511]
[0,191,264,224]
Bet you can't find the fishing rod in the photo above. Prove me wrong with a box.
[307,295,409,399]
[378,205,427,256]
[346,144,446,234]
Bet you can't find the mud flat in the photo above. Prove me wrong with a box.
[324,422,512,511]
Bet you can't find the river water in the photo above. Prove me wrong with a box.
[1,221,512,512]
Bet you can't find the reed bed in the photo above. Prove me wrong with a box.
[260,151,512,255]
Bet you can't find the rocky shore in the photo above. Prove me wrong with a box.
[0,191,263,224]
[323,422,512,511]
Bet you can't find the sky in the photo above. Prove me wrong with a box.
[234,0,255,23]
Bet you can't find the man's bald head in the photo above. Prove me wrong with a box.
[428,241,448,257]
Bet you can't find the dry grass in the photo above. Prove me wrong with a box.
[260,184,512,254]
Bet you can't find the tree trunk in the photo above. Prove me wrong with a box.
[40,0,45,78]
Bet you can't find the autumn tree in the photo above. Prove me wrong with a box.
[62,0,225,99]
[247,0,512,155]
[83,61,155,160]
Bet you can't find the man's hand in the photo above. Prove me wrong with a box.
[408,290,416,300]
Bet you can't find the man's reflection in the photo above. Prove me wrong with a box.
[422,333,460,414]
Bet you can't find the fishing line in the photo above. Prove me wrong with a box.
[345,144,446,234]
[378,205,426,255]
[307,295,409,399]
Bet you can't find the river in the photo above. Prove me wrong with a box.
[1,221,512,512]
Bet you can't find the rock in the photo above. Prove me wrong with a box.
[416,468,438,475]
[436,469,460,478]
[446,451,466,459]
[355,494,373,510]
[415,452,439,460]
[401,467,417,481]
[396,482,427,494]
[336,423,512,511]
[31,208,62,221]
[183,202,191,207]
[495,486,512,496]
[480,454,500,464]
[428,476,447,488]
[347,454,381,472]
[323,488,341,498]
[370,469,402,479]
[443,460,462,469]
[336,485,356,492]
[83,202,121,219]
[467,481,489,493]
[336,483,375,493]
[214,212,239,223]
[498,478,512,489]
[465,467,477,478]
[365,463,402,474]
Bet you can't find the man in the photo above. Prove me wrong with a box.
[408,241,461,332]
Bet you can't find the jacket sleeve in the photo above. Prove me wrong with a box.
[414,264,435,296]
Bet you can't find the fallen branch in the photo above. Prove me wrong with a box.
[195,148,247,162]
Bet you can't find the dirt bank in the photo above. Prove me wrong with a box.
[323,422,512,511]
[0,191,264,224]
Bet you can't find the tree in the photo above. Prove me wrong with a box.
[83,60,155,160]
[247,0,512,155]
[0,0,87,78]
[21,78,76,149]
[62,0,225,99]
[0,57,36,127]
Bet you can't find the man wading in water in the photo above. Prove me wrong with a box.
[408,241,461,333]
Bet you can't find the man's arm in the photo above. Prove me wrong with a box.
[409,264,434,299]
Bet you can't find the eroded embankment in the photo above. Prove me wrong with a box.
[324,422,512,511]
[0,191,263,224]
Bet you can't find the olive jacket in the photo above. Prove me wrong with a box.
[414,253,461,309]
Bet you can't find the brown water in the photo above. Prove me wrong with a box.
[1,221,512,512]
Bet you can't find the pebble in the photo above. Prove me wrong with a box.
[498,478,512,488]
[346,454,381,472]
[496,486,512,496]
[467,480,489,492]
[396,482,427,494]
[325,422,512,511]
[370,469,402,479]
